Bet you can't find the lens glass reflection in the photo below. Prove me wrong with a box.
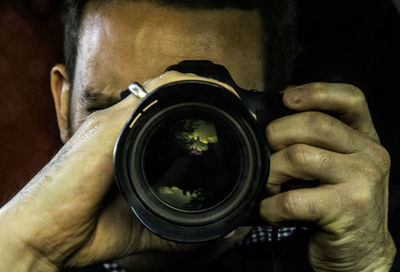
[142,114,241,211]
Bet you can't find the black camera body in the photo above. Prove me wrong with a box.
[114,61,290,243]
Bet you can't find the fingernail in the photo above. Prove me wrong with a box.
[283,87,303,104]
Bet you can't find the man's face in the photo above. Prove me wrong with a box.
[61,1,264,137]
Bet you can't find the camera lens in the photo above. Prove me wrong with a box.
[142,111,242,212]
[114,81,270,242]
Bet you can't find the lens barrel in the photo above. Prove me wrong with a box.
[114,81,269,243]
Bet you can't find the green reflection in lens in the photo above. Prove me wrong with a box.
[143,114,241,211]
[178,120,217,154]
[157,186,206,210]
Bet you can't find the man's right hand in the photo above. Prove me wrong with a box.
[0,88,163,270]
[0,72,249,271]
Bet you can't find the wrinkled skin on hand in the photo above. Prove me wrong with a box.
[262,82,396,271]
[0,72,248,270]
[0,77,396,272]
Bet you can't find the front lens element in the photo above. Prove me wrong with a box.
[142,111,242,211]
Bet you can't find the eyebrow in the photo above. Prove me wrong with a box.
[80,87,122,110]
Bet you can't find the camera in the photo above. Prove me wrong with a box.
[114,60,290,243]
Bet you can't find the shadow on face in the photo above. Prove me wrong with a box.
[53,1,265,139]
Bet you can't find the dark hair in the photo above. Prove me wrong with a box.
[61,0,299,92]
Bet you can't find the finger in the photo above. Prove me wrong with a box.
[15,89,143,213]
[282,82,379,141]
[99,87,141,116]
[266,144,353,194]
[266,111,365,153]
[143,70,240,97]
[260,186,338,225]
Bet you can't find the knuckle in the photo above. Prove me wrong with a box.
[281,191,322,221]
[281,191,299,214]
[306,112,337,140]
[307,82,329,93]
[346,83,364,97]
[358,143,391,183]
[285,144,311,168]
[372,144,391,174]
[345,154,389,211]
[346,84,367,109]
[304,82,330,100]
[88,110,104,122]
[316,150,332,172]
[286,143,331,171]
[85,110,106,130]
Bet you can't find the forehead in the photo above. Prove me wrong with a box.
[74,1,264,91]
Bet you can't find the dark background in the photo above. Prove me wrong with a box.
[0,0,399,266]
[0,0,63,204]
[292,0,400,244]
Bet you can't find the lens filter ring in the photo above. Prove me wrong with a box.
[114,81,269,242]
